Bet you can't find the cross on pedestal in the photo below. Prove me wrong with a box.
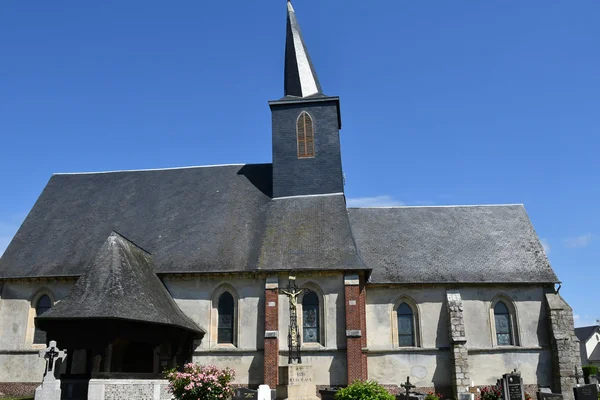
[38,340,67,377]
[572,366,584,384]
[401,376,416,400]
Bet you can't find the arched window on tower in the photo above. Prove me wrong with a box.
[397,302,415,347]
[34,294,52,344]
[302,291,319,343]
[297,111,315,158]
[494,301,513,346]
[218,292,234,344]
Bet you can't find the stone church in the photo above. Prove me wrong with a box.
[0,1,581,399]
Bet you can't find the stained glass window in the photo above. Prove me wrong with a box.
[218,292,234,344]
[34,295,52,344]
[494,301,513,346]
[297,112,315,158]
[397,302,415,347]
[302,292,319,343]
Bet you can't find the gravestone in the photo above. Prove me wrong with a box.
[573,384,598,400]
[234,388,258,400]
[501,370,525,400]
[34,341,67,400]
[537,391,564,400]
[257,384,274,400]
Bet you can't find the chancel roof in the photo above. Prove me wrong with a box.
[36,232,203,334]
[0,164,365,279]
[348,205,558,284]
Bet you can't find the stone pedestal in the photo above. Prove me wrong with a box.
[277,364,319,400]
[34,376,61,400]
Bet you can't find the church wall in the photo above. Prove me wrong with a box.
[163,273,348,385]
[277,274,348,385]
[367,350,453,389]
[278,351,347,386]
[365,284,553,389]
[365,286,451,388]
[469,349,553,387]
[0,280,74,383]
[164,275,265,384]
[460,285,551,349]
[277,274,346,350]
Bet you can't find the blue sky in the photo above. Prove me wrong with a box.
[0,1,598,326]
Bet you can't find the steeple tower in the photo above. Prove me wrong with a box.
[284,0,322,98]
[270,0,343,198]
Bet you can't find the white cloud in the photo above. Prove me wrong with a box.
[564,233,593,249]
[540,238,551,255]
[346,195,404,208]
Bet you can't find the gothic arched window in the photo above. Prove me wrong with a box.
[397,302,415,347]
[297,111,315,158]
[217,292,234,344]
[34,294,52,344]
[494,301,513,346]
[302,291,319,343]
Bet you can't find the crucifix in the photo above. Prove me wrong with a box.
[279,273,311,364]
[38,340,67,378]
[400,376,416,400]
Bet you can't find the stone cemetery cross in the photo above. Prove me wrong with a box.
[279,273,311,364]
[401,376,416,400]
[572,366,584,384]
[39,341,67,376]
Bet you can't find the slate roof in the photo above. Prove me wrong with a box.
[575,326,600,342]
[284,0,323,98]
[0,165,559,284]
[36,232,203,334]
[0,164,365,279]
[347,205,558,284]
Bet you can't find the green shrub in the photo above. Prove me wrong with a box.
[582,366,598,384]
[335,380,395,400]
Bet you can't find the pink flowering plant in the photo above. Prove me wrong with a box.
[165,363,235,400]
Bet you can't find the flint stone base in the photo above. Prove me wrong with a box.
[277,364,319,400]
[34,378,62,400]
[87,379,172,400]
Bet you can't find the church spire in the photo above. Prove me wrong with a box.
[284,0,323,98]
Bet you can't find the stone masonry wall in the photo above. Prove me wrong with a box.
[446,289,471,399]
[545,292,582,400]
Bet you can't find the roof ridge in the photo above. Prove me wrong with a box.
[348,204,524,209]
[53,163,255,175]
[273,192,344,201]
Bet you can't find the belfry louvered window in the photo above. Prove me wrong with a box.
[34,295,52,344]
[218,292,234,344]
[297,111,314,158]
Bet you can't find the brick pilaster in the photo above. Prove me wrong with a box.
[446,289,470,399]
[264,277,279,388]
[345,273,367,384]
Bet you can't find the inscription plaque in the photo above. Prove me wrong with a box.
[573,384,598,400]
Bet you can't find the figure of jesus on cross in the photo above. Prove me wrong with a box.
[39,340,67,378]
[279,273,311,364]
